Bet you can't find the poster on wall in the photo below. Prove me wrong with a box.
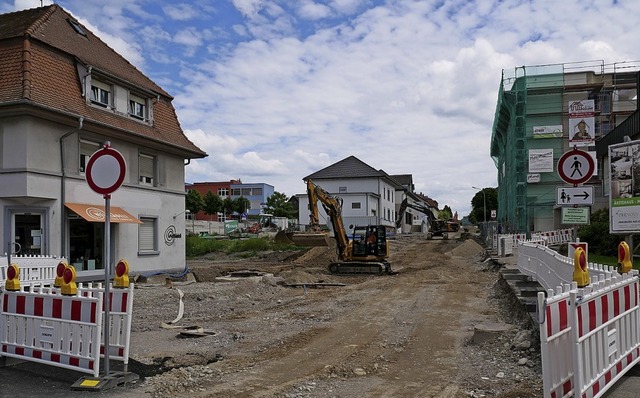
[533,125,563,139]
[609,140,640,233]
[528,149,554,173]
[568,100,595,147]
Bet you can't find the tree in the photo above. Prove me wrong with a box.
[203,190,222,220]
[222,197,235,218]
[185,189,204,215]
[439,205,453,220]
[577,208,620,257]
[234,196,251,216]
[265,191,296,218]
[470,187,497,223]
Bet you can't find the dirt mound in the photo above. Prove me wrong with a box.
[450,238,486,257]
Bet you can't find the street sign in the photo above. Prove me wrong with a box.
[85,144,126,196]
[561,207,590,225]
[556,186,594,206]
[557,148,595,185]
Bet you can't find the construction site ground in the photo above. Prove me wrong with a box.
[3,230,545,398]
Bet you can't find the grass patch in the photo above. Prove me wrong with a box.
[186,235,303,258]
[588,253,618,268]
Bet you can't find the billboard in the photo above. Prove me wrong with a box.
[609,139,640,233]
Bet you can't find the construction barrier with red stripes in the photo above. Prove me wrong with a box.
[0,287,103,376]
[30,282,135,368]
[538,272,640,398]
[0,255,63,287]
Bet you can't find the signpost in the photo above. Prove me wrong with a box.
[85,142,126,381]
[556,186,594,206]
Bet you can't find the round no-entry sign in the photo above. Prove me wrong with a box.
[557,148,594,185]
[86,144,126,195]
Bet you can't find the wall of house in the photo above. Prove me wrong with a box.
[0,116,188,276]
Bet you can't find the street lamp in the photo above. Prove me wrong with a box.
[472,186,487,224]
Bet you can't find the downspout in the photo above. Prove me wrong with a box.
[60,117,84,256]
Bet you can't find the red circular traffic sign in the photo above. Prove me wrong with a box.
[557,148,594,185]
[86,145,126,195]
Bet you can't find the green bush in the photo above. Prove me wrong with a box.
[186,235,302,258]
[577,208,621,257]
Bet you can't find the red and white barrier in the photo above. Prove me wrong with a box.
[31,282,135,367]
[539,272,640,398]
[0,288,103,376]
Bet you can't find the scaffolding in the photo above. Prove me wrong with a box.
[491,60,640,234]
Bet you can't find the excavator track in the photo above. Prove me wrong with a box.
[328,261,394,275]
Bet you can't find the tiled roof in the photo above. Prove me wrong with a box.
[304,155,384,180]
[0,5,206,158]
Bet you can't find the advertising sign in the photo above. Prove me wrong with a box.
[533,125,563,139]
[529,149,554,173]
[609,140,640,233]
[568,100,595,147]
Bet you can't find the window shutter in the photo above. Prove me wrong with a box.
[139,218,155,251]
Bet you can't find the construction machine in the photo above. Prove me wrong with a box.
[396,198,447,239]
[305,179,393,275]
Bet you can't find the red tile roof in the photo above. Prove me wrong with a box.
[0,5,206,158]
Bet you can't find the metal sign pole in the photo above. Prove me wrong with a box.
[103,194,111,377]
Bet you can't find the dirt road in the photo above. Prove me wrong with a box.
[2,234,543,397]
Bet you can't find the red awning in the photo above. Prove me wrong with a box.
[65,203,142,224]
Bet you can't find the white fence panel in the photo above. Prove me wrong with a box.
[0,255,64,287]
[0,288,103,376]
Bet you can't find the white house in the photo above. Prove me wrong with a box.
[0,5,207,278]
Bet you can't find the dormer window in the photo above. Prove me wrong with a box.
[129,94,146,120]
[90,80,111,108]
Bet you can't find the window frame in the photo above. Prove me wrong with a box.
[129,93,147,120]
[79,139,101,174]
[139,153,156,186]
[138,216,159,254]
[90,79,111,108]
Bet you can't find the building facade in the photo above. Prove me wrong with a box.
[186,181,274,221]
[0,5,206,277]
[491,61,638,233]
[298,156,401,233]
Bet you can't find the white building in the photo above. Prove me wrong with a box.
[0,5,206,278]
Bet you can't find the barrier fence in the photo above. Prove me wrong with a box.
[0,288,103,376]
[0,255,63,287]
[538,272,640,398]
[30,282,135,368]
[518,241,615,291]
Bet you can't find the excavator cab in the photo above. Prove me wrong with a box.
[351,225,387,257]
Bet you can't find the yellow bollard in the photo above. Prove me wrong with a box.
[61,264,77,296]
[573,247,590,288]
[5,263,20,291]
[113,259,130,288]
[618,241,633,274]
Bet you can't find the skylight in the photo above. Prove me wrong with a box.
[67,18,86,36]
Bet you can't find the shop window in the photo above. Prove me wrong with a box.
[138,217,157,252]
[139,153,155,186]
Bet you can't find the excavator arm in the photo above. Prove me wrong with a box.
[306,179,350,259]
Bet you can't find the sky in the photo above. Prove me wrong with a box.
[2,0,639,217]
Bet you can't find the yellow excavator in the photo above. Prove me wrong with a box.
[304,179,393,275]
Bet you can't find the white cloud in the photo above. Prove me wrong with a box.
[163,3,199,21]
[298,0,332,20]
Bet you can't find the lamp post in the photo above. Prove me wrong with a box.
[472,186,487,224]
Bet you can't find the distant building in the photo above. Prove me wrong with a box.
[186,181,274,220]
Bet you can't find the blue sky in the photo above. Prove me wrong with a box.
[2,0,639,217]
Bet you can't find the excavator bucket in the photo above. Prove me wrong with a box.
[274,230,330,247]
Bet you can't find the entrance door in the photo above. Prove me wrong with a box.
[13,213,44,256]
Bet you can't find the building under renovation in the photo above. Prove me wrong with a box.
[491,61,639,233]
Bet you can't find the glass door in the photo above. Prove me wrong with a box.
[13,213,44,256]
